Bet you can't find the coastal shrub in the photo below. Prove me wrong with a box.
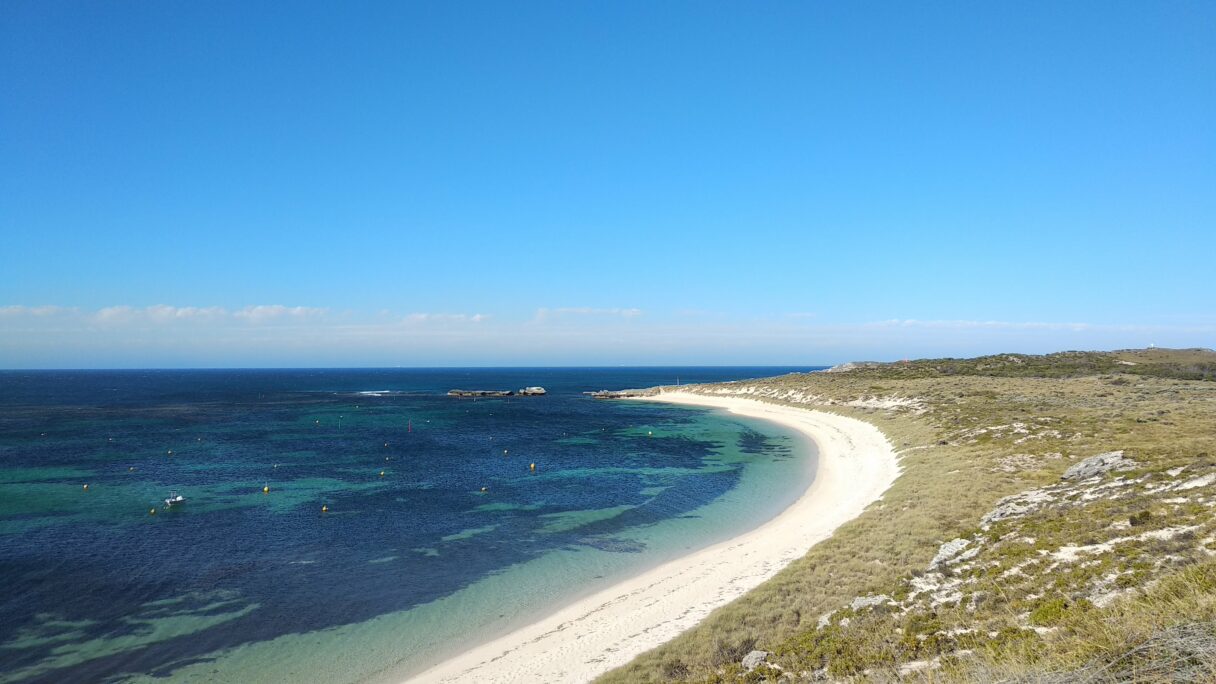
[902,610,943,636]
[983,626,1040,654]
[966,563,1216,680]
[660,659,689,680]
[709,636,756,667]
[1030,597,1092,626]
[749,664,786,682]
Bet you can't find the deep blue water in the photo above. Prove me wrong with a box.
[0,367,818,683]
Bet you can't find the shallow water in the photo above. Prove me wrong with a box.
[0,368,819,683]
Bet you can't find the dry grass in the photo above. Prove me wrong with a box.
[958,563,1216,683]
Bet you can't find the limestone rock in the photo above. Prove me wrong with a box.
[741,650,770,670]
[980,488,1055,528]
[929,539,970,569]
[850,594,892,611]
[1062,450,1135,481]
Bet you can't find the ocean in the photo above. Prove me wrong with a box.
[0,367,821,683]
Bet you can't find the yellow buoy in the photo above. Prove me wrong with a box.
[128,466,135,472]
[648,431,653,437]
[321,505,329,512]
[263,485,270,493]
[529,463,536,471]
[150,508,156,515]
[82,484,89,491]
[379,471,385,477]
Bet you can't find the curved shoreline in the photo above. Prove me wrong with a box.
[410,392,901,683]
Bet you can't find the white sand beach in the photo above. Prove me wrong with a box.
[410,392,901,683]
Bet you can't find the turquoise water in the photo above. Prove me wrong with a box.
[0,368,818,683]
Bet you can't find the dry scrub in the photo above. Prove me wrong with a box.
[598,349,1216,683]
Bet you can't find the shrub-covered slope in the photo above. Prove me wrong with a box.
[598,348,1216,683]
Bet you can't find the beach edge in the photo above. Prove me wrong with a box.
[407,391,901,683]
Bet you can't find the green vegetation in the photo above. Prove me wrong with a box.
[598,348,1216,682]
[827,348,1216,381]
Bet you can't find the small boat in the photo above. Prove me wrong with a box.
[164,491,185,507]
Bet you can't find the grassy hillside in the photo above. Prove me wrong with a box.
[830,348,1216,381]
[598,348,1216,683]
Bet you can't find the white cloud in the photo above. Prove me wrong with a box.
[69,304,325,326]
[233,305,327,323]
[404,313,488,323]
[0,305,73,317]
[145,305,228,321]
[534,307,642,321]
[94,305,137,323]
[867,319,1096,331]
[3,303,1213,368]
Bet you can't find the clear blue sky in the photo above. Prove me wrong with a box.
[2,1,1213,367]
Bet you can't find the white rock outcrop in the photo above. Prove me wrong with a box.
[1062,450,1136,481]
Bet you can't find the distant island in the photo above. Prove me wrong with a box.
[447,386,548,397]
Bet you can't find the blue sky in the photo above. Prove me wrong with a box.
[2,2,1213,367]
